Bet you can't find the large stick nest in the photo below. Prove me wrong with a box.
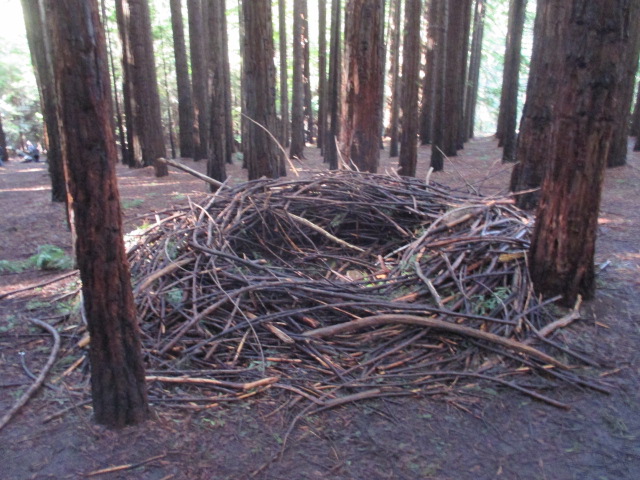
[128,171,598,410]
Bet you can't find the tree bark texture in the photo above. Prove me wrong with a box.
[45,0,150,427]
[206,0,228,187]
[325,0,342,170]
[631,80,640,138]
[21,0,66,202]
[170,0,195,158]
[341,0,384,173]
[317,0,327,152]
[290,0,306,159]
[115,0,167,175]
[301,0,314,143]
[528,0,640,306]
[442,0,472,155]
[278,0,290,148]
[387,0,402,157]
[398,0,422,177]
[463,0,485,140]
[242,0,283,179]
[430,0,447,171]
[498,0,528,163]
[420,0,436,146]
[187,0,208,160]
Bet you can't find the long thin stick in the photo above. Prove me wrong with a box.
[0,318,61,432]
[157,157,224,188]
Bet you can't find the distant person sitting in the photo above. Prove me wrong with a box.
[22,141,40,163]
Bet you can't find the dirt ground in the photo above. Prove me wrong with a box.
[1,137,639,479]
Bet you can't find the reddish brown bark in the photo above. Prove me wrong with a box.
[341,0,384,173]
[528,0,640,306]
[187,0,208,161]
[398,0,422,177]
[45,0,149,427]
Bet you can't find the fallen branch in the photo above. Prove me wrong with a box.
[85,454,166,477]
[146,375,279,391]
[0,318,61,432]
[303,314,569,369]
[157,157,224,188]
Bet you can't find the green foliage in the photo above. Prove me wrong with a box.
[122,198,145,209]
[29,244,74,270]
[473,286,511,316]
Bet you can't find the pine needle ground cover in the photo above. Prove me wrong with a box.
[128,171,602,411]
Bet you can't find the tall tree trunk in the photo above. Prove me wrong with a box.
[278,0,290,148]
[0,112,8,165]
[170,0,195,158]
[420,0,436,146]
[341,0,384,173]
[630,80,640,139]
[206,0,228,187]
[220,0,235,163]
[187,0,208,160]
[430,0,447,171]
[325,0,342,169]
[101,0,129,164]
[398,0,422,177]
[45,0,150,427]
[290,0,306,159]
[463,0,485,140]
[606,30,640,167]
[242,0,283,179]
[301,0,314,143]
[317,0,327,152]
[442,0,471,156]
[115,0,168,176]
[498,0,528,163]
[388,0,402,157]
[20,0,66,202]
[527,0,640,306]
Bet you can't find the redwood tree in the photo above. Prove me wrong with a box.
[387,0,402,157]
[170,0,195,158]
[278,0,290,147]
[242,0,283,179]
[21,0,66,202]
[463,0,485,140]
[187,0,208,161]
[526,0,640,305]
[497,0,528,163]
[116,0,168,175]
[290,0,306,159]
[430,0,448,171]
[398,0,422,177]
[45,0,150,427]
[325,0,342,170]
[340,0,384,173]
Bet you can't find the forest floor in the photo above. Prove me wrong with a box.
[1,137,639,479]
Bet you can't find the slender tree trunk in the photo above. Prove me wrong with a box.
[278,0,290,148]
[206,0,228,187]
[430,0,447,171]
[301,0,314,143]
[220,0,235,162]
[21,0,66,202]
[187,0,208,160]
[341,0,384,173]
[325,0,342,169]
[398,0,422,177]
[170,0,195,158]
[242,0,283,179]
[160,39,177,160]
[464,0,485,140]
[630,80,640,138]
[45,0,150,427]
[528,0,640,306]
[115,0,168,176]
[388,0,402,157]
[498,0,528,162]
[290,0,306,159]
[420,0,436,146]
[606,29,640,167]
[0,112,8,164]
[317,0,327,152]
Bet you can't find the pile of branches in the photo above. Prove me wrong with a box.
[128,170,599,411]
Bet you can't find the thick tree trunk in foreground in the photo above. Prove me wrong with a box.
[170,0,195,158]
[21,0,66,202]
[528,0,640,306]
[398,0,422,177]
[341,0,383,173]
[242,0,283,179]
[46,0,150,427]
